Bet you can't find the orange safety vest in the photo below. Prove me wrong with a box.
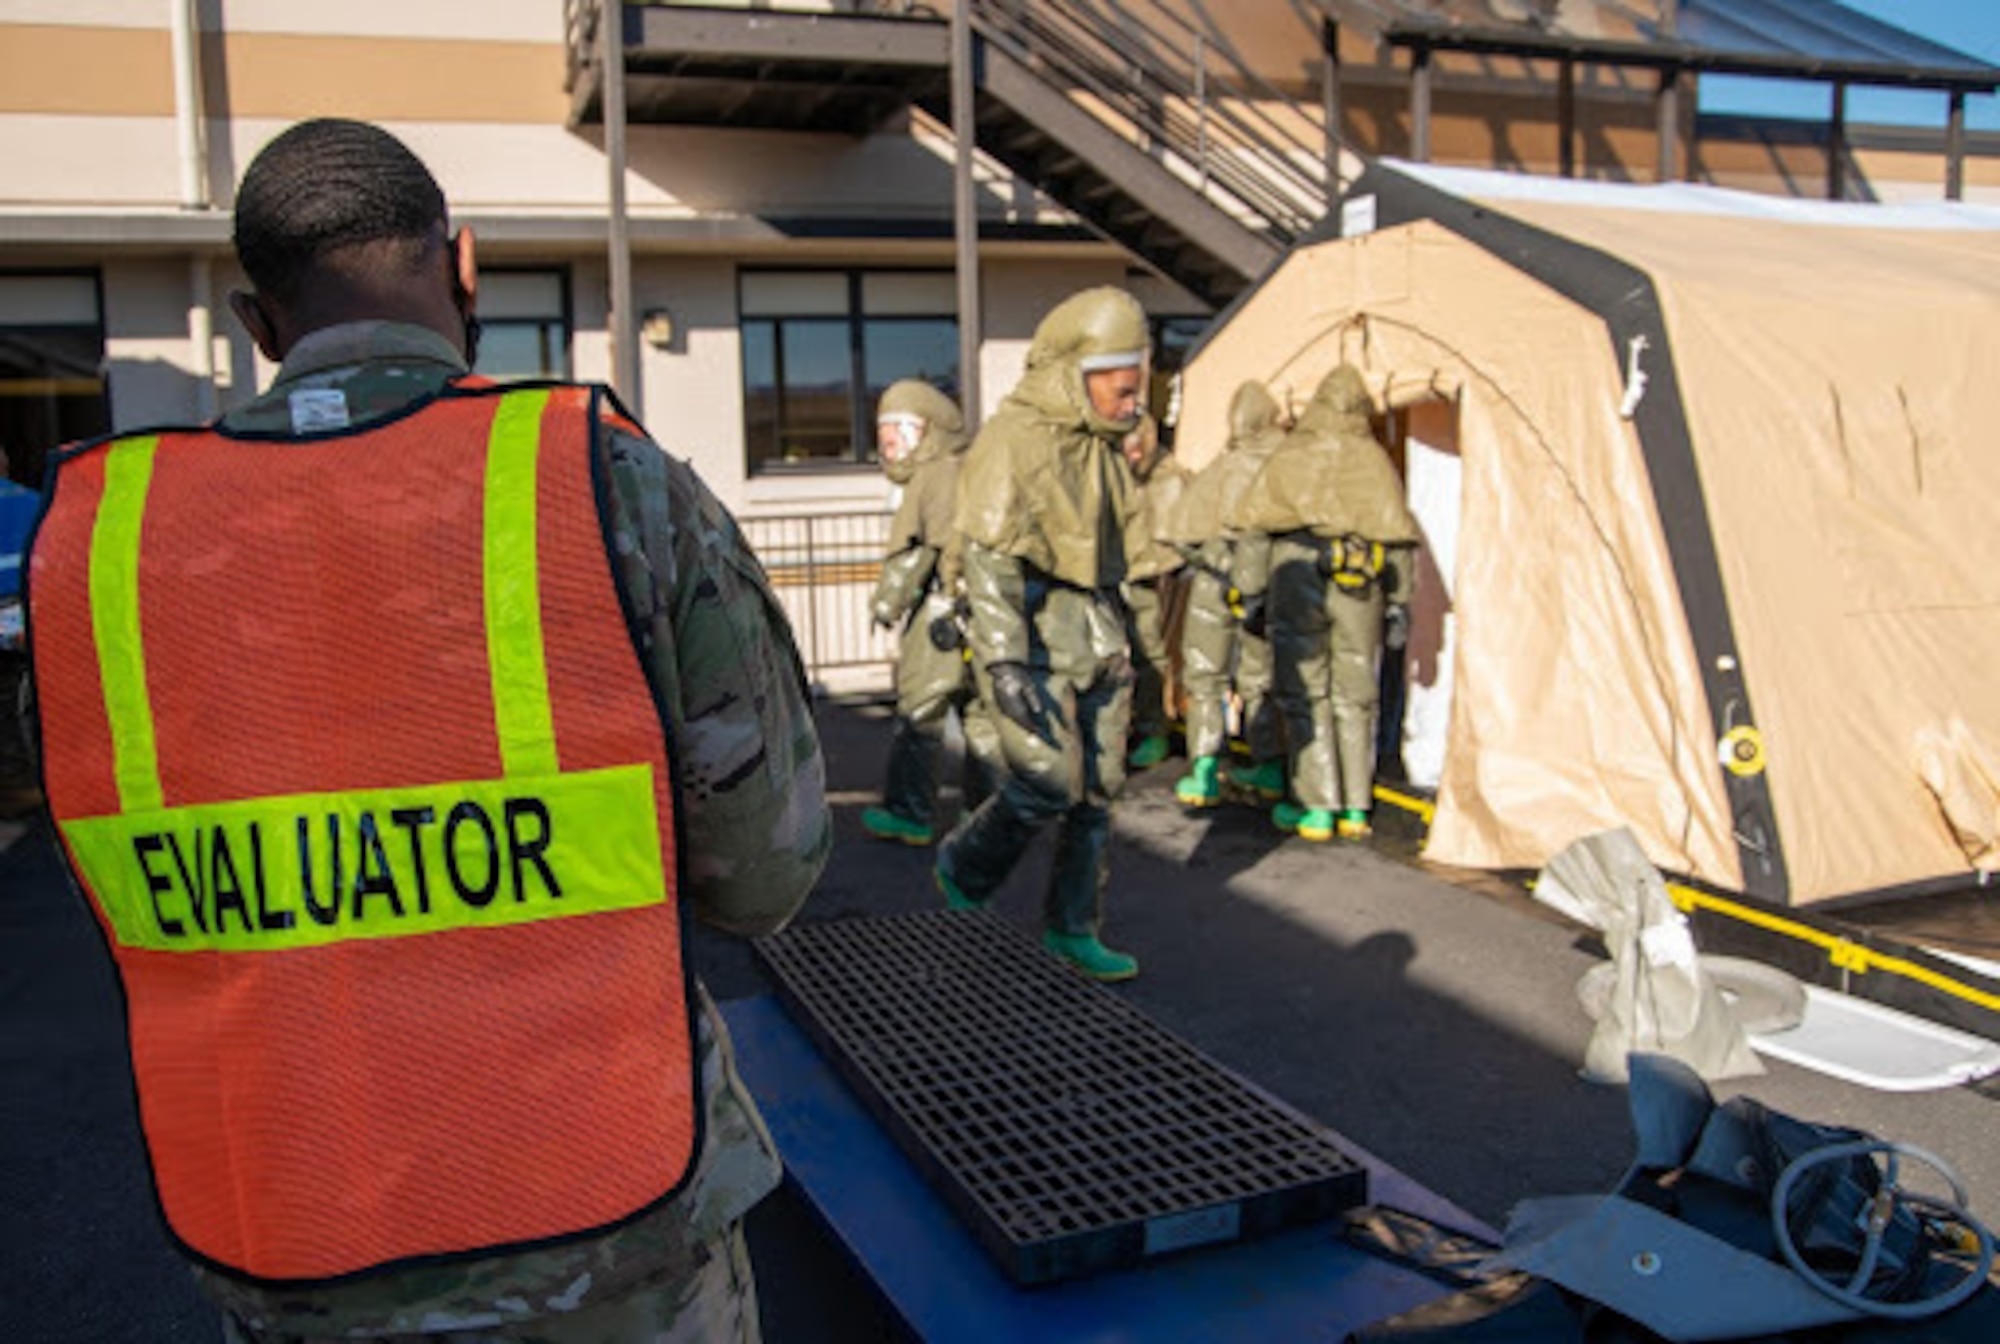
[29,382,697,1284]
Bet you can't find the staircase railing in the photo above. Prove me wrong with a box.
[966,0,1336,247]
[567,0,1343,248]
[563,0,598,98]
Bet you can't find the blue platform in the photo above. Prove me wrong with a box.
[721,994,1497,1343]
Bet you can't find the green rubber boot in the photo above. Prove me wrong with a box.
[1337,809,1373,841]
[935,865,986,911]
[1042,929,1139,982]
[862,806,934,846]
[1273,801,1335,842]
[1228,758,1287,802]
[1174,755,1221,808]
[1127,733,1171,770]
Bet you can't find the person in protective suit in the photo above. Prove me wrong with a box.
[863,379,982,846]
[1228,364,1419,841]
[1160,379,1289,808]
[1117,411,1190,771]
[936,285,1150,982]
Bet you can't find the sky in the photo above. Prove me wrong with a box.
[1696,0,2000,132]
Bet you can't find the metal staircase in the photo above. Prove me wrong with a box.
[565,0,1339,306]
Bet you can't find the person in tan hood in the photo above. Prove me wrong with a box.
[1160,378,1290,808]
[1228,363,1419,841]
[863,378,983,846]
[1117,410,1190,771]
[937,285,1150,981]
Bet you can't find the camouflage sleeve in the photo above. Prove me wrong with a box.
[600,422,830,937]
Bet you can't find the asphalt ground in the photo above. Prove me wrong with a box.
[6,692,1999,1342]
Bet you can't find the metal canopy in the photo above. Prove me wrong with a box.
[1319,0,1993,198]
[1321,0,1999,91]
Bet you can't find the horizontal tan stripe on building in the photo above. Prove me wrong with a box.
[0,25,567,124]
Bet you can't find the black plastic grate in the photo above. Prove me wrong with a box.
[755,910,1368,1285]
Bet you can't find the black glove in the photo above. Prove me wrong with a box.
[927,614,965,652]
[1238,591,1268,641]
[987,661,1058,747]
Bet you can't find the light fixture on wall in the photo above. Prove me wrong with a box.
[640,307,677,349]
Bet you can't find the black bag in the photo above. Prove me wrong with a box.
[1344,1057,1995,1343]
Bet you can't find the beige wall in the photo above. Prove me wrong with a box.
[52,246,1181,520]
[1,0,562,40]
[5,0,1990,519]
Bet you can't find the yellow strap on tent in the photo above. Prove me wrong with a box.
[1373,784,1436,825]
[91,437,164,814]
[483,389,558,780]
[1371,782,2000,1016]
[1665,882,2000,1013]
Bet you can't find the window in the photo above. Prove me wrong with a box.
[474,269,570,380]
[0,271,110,488]
[741,269,958,473]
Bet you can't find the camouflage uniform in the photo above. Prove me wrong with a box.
[938,288,1149,980]
[865,380,981,841]
[1158,381,1288,788]
[1229,365,1418,837]
[185,321,830,1342]
[1117,414,1190,766]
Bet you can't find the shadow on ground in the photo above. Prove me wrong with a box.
[12,693,1997,1342]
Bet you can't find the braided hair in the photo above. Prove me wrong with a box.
[232,119,448,302]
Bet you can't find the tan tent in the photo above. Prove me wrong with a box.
[1180,162,2000,907]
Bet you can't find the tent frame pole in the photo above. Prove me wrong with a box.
[1946,91,1966,201]
[1558,57,1576,178]
[1410,44,1432,163]
[952,0,983,429]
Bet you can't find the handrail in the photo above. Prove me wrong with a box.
[969,0,1333,245]
[569,0,1344,251]
[563,0,598,96]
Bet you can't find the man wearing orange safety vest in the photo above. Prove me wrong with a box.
[28,119,830,1342]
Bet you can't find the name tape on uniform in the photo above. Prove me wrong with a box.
[62,764,665,953]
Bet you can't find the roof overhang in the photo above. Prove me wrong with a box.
[1380,21,2000,93]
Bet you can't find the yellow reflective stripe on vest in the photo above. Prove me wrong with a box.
[91,437,164,813]
[484,390,559,780]
[61,763,665,952]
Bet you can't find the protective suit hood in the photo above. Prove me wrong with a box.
[1227,363,1420,544]
[1295,364,1374,439]
[1226,380,1284,446]
[878,378,969,486]
[1161,378,1287,546]
[1017,286,1151,440]
[953,287,1150,589]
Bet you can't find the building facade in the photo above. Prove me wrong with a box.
[2,0,1992,511]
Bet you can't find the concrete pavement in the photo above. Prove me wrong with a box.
[6,692,1998,1341]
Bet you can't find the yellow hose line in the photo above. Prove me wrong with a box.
[1372,784,1436,824]
[1664,883,2000,1014]
[1365,786,1997,1014]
